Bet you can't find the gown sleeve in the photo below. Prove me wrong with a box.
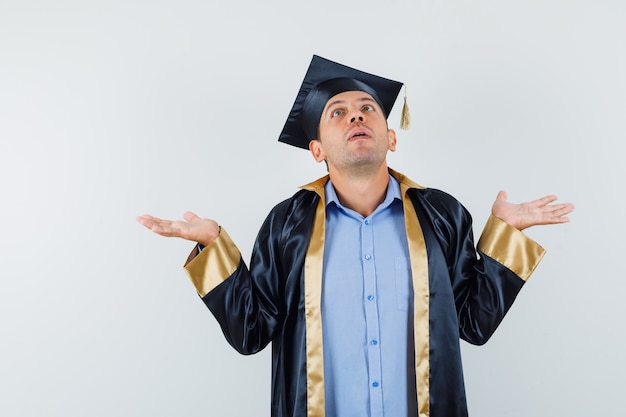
[182,216,286,355]
[416,189,546,346]
[452,210,545,345]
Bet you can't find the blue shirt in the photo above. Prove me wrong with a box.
[321,175,417,417]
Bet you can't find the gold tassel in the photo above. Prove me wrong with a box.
[400,84,410,130]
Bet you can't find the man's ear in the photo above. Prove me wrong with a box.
[309,139,326,162]
[387,129,397,152]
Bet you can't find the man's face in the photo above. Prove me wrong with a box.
[309,90,396,174]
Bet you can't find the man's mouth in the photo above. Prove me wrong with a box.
[348,129,371,140]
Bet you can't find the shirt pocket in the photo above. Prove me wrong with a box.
[395,257,412,311]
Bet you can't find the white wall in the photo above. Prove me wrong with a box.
[1,1,623,416]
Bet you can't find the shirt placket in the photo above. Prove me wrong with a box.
[361,217,384,416]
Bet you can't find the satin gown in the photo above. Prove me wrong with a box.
[183,169,545,417]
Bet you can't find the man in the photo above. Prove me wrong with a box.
[137,55,574,417]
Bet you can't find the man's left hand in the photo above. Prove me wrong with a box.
[491,191,575,231]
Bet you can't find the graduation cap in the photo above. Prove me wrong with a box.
[278,55,410,150]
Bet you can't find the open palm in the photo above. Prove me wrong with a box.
[136,211,220,246]
[491,191,575,231]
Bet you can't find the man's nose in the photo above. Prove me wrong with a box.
[350,115,364,123]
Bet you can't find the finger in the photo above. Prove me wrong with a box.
[542,203,565,214]
[544,205,573,223]
[137,214,158,223]
[531,195,559,208]
[496,190,508,202]
[136,215,158,228]
[560,202,575,215]
[153,221,187,238]
[142,217,175,235]
[183,211,200,222]
[137,214,171,227]
[544,202,575,215]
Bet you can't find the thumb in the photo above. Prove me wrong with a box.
[183,211,200,222]
[496,190,508,203]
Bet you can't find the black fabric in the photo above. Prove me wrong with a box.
[202,182,526,417]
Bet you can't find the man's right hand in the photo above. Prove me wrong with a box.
[136,212,220,247]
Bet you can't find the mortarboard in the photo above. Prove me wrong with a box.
[278,55,409,150]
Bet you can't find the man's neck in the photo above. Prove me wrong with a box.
[328,164,390,217]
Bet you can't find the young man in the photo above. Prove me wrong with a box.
[137,55,574,417]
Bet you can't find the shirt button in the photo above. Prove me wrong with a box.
[367,295,374,301]
[372,381,379,388]
[370,340,378,346]
[364,219,369,225]
[364,254,371,260]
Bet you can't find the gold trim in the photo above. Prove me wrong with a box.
[301,170,425,192]
[398,180,431,417]
[477,215,546,281]
[300,175,330,192]
[183,228,241,297]
[389,168,426,190]
[304,187,327,417]
[301,171,429,416]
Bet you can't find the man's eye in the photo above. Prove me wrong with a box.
[332,109,344,117]
[362,105,374,111]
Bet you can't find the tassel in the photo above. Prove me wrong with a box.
[400,84,410,130]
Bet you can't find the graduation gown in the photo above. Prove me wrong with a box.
[183,169,545,417]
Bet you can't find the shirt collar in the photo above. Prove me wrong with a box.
[324,174,402,217]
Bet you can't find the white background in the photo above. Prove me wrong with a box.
[1,1,624,416]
